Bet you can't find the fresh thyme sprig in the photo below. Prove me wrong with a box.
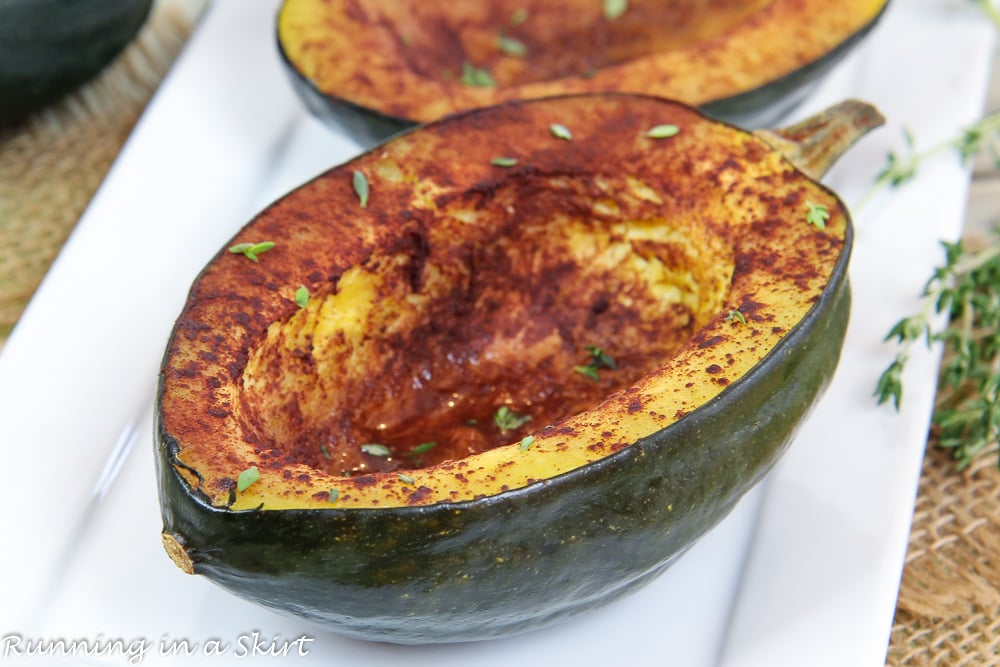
[857,111,1000,210]
[877,235,1000,469]
[871,0,1000,470]
[872,109,1000,469]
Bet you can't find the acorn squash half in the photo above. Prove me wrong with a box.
[276,0,890,145]
[156,94,882,644]
[0,0,153,125]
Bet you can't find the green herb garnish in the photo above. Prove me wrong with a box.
[411,442,437,455]
[575,345,617,380]
[228,241,275,262]
[398,473,416,485]
[510,8,529,24]
[869,72,1000,469]
[295,285,310,308]
[494,406,532,432]
[353,170,369,207]
[876,235,1000,469]
[328,488,340,503]
[236,466,260,492]
[646,124,680,139]
[519,435,535,451]
[496,33,527,57]
[491,156,518,167]
[549,123,573,140]
[725,309,747,325]
[805,202,830,230]
[585,344,617,369]
[361,443,391,457]
[320,444,333,459]
[858,111,1000,209]
[461,61,496,87]
[603,0,628,21]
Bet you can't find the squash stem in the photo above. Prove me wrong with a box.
[753,99,885,180]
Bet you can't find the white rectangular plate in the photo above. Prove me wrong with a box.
[0,1,994,665]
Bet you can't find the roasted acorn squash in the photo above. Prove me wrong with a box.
[276,0,889,145]
[0,0,153,125]
[156,94,882,644]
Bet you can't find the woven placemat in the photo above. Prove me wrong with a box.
[0,5,997,664]
[887,442,1000,665]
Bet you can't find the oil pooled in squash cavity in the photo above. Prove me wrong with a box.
[240,179,734,477]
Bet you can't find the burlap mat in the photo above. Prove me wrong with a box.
[887,442,1000,665]
[0,5,997,664]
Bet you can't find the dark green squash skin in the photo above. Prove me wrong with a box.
[0,0,153,125]
[276,2,889,147]
[155,238,852,644]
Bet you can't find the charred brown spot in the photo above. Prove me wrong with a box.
[407,486,434,504]
[350,475,378,489]
[698,336,728,349]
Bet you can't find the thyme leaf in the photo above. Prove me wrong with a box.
[806,202,830,230]
[494,406,532,432]
[461,61,496,87]
[585,344,617,369]
[575,345,617,380]
[411,441,437,455]
[229,241,275,262]
[295,285,310,308]
[646,124,680,139]
[236,466,260,492]
[353,170,369,207]
[725,309,747,325]
[496,33,527,57]
[603,0,628,21]
[549,123,573,141]
[361,443,391,457]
